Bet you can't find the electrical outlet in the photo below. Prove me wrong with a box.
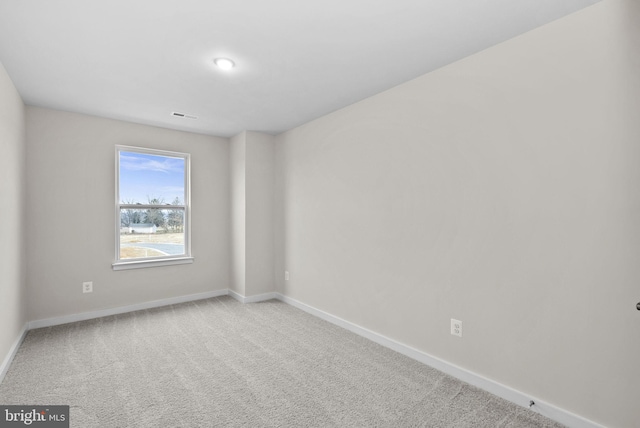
[451,319,462,337]
[82,281,93,293]
[285,271,290,281]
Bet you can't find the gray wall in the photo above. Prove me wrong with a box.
[245,132,275,296]
[0,63,26,367]
[230,131,276,297]
[25,107,230,321]
[274,1,640,427]
[230,132,246,296]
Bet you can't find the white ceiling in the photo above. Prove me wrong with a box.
[0,0,599,138]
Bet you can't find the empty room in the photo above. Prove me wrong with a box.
[0,0,638,427]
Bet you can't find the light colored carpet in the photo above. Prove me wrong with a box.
[0,296,565,427]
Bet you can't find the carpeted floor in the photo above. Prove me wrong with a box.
[0,296,565,427]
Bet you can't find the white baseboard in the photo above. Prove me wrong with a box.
[28,289,228,329]
[0,324,28,385]
[228,290,279,304]
[275,293,603,428]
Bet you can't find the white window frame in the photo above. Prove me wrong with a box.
[112,145,193,270]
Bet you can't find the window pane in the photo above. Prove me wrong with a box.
[119,208,185,259]
[119,151,185,205]
[116,147,190,265]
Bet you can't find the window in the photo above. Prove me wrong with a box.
[113,146,192,270]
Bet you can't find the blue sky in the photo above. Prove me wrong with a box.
[119,151,185,204]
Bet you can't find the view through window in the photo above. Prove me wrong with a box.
[116,146,190,262]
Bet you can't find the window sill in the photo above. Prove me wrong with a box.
[112,257,194,271]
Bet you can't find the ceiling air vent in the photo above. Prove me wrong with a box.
[171,111,198,120]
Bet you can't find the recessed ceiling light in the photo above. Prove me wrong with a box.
[213,58,235,70]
